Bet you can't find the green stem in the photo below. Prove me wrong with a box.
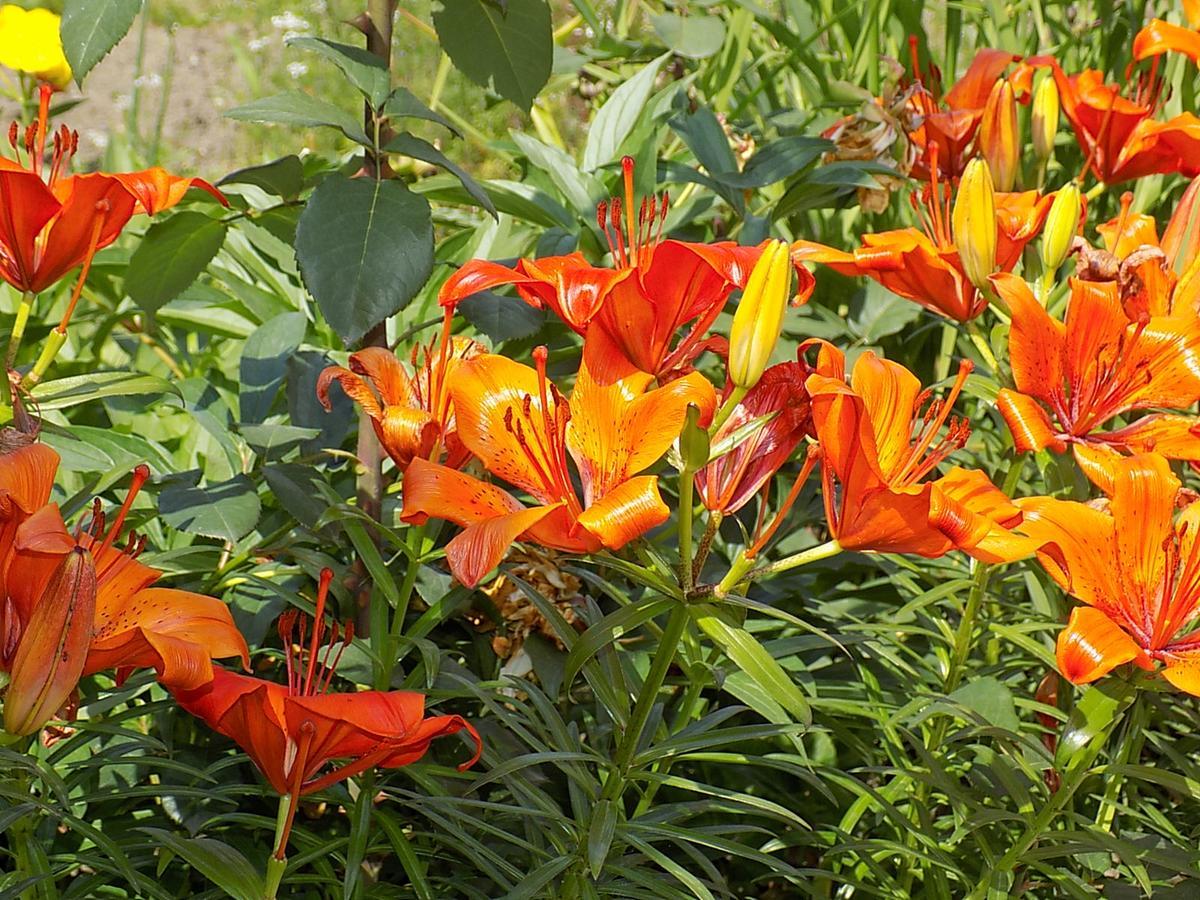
[709,385,747,434]
[965,320,999,373]
[6,291,35,372]
[603,602,690,798]
[934,321,957,384]
[263,794,291,899]
[678,470,696,593]
[22,328,66,388]
[5,735,53,900]
[1094,693,1146,834]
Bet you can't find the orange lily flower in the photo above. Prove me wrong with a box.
[1028,56,1200,184]
[437,157,815,378]
[173,569,480,860]
[400,329,716,587]
[0,439,59,656]
[0,85,226,295]
[1018,452,1200,694]
[1088,184,1200,319]
[992,272,1200,489]
[318,315,485,469]
[905,42,1023,179]
[1134,18,1200,65]
[792,147,1052,322]
[1,455,249,735]
[805,350,1032,561]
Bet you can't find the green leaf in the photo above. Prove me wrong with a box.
[510,131,603,213]
[693,604,812,725]
[433,0,552,111]
[125,212,227,314]
[139,828,263,900]
[218,155,305,200]
[1056,677,1136,771]
[587,799,619,879]
[651,12,726,59]
[848,282,923,342]
[60,0,141,84]
[264,463,334,531]
[582,54,669,172]
[385,133,496,216]
[287,36,390,108]
[225,92,369,145]
[159,474,262,542]
[31,371,179,411]
[240,312,307,424]
[457,291,544,343]
[716,135,830,189]
[382,87,460,136]
[949,676,1020,731]
[562,595,674,692]
[238,424,320,457]
[295,175,433,345]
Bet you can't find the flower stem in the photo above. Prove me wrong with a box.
[4,735,53,900]
[719,538,841,595]
[1094,693,1147,834]
[709,385,747,434]
[677,469,696,593]
[263,794,292,899]
[5,291,35,372]
[965,320,999,373]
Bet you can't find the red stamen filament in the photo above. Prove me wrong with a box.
[891,360,973,487]
[96,464,150,558]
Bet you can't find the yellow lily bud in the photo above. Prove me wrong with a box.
[1040,184,1082,275]
[980,80,1019,191]
[0,5,72,90]
[952,159,998,294]
[1032,74,1060,162]
[4,547,96,736]
[728,240,792,391]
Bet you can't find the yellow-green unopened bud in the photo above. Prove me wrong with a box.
[1040,183,1082,275]
[728,240,791,391]
[679,403,710,472]
[952,159,998,294]
[1032,74,1060,162]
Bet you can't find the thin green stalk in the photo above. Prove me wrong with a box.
[6,735,54,900]
[1094,693,1147,834]
[263,793,291,899]
[934,321,957,383]
[965,320,999,373]
[678,470,696,593]
[6,291,35,372]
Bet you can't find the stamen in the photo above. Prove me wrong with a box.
[96,464,150,558]
[302,568,334,695]
[56,202,112,335]
[748,446,821,559]
[622,156,637,266]
[892,360,973,486]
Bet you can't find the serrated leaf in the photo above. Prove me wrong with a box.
[287,36,390,108]
[31,371,179,411]
[139,828,263,900]
[225,92,369,145]
[457,291,544,342]
[582,54,669,172]
[219,155,305,200]
[158,475,262,542]
[433,0,552,111]
[295,175,433,345]
[125,212,227,314]
[651,11,726,58]
[61,0,141,84]
[385,133,496,216]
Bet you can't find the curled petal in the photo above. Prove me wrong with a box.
[1133,19,1200,64]
[996,388,1064,452]
[316,365,383,418]
[1056,606,1149,685]
[400,457,524,528]
[576,475,669,550]
[445,504,561,588]
[113,167,228,215]
[437,259,530,309]
[928,467,1037,563]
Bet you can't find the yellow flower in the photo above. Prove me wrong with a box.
[952,158,998,294]
[728,239,792,391]
[0,5,72,90]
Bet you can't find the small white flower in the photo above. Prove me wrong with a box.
[287,61,309,79]
[114,93,132,111]
[248,36,269,51]
[133,73,163,89]
[84,130,108,150]
[270,12,310,31]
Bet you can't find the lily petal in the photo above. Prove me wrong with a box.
[1056,606,1150,685]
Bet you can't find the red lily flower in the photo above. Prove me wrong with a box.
[905,43,1023,179]
[1029,56,1200,184]
[0,85,226,296]
[173,569,480,860]
[992,272,1200,490]
[1018,453,1200,694]
[437,157,815,378]
[318,313,485,469]
[806,350,1033,561]
[792,146,1052,322]
[698,355,815,516]
[400,329,716,587]
[1,454,249,735]
[1134,18,1200,65]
